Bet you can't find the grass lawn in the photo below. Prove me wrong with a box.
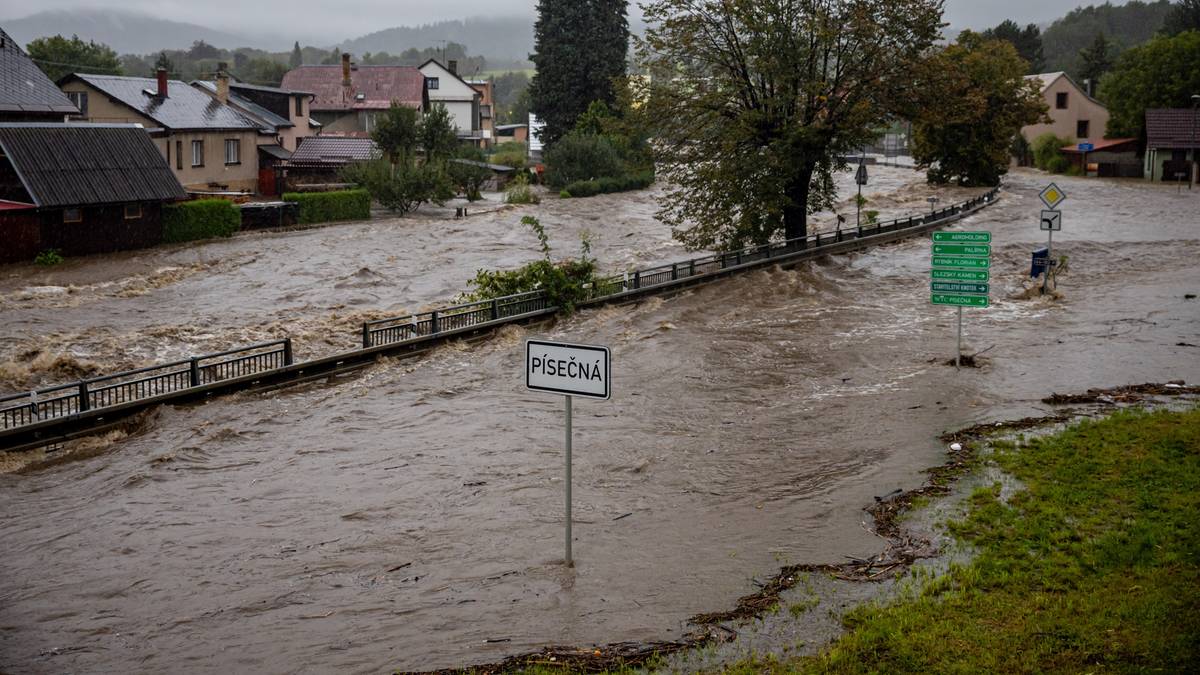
[729,407,1200,673]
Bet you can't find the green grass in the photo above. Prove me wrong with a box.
[730,407,1200,673]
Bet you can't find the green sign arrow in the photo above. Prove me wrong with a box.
[932,256,991,269]
[931,293,989,307]
[932,281,989,294]
[931,269,989,281]
[932,231,991,243]
[932,243,991,256]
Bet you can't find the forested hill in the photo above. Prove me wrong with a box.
[1041,0,1174,73]
[338,17,535,64]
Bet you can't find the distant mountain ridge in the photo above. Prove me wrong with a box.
[336,17,536,63]
[0,9,280,53]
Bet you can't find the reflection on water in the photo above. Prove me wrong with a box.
[1,170,1198,672]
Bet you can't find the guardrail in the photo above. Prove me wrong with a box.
[0,188,997,447]
[0,340,291,430]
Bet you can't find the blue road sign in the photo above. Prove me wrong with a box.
[1078,143,1094,152]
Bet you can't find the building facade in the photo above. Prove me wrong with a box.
[1021,72,1110,145]
[419,59,482,142]
[1144,108,1200,183]
[281,54,427,136]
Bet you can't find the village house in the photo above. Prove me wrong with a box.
[192,65,318,195]
[1021,71,1109,145]
[0,123,187,264]
[285,136,380,188]
[1144,108,1200,183]
[467,78,495,147]
[0,26,78,122]
[58,70,263,193]
[281,54,427,135]
[418,59,483,143]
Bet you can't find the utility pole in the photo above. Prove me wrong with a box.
[1190,94,1199,191]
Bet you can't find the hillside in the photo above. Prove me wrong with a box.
[0,9,278,53]
[1041,0,1173,74]
[337,17,535,64]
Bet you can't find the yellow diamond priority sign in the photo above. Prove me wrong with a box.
[1039,182,1066,210]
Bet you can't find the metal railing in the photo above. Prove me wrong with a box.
[0,188,997,437]
[0,339,292,430]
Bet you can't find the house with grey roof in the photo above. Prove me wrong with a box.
[1144,108,1200,183]
[0,26,78,122]
[58,69,264,193]
[0,123,187,263]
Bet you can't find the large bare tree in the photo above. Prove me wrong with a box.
[637,0,943,250]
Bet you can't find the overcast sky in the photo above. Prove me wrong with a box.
[2,0,1128,43]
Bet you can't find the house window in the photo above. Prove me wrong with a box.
[63,207,82,223]
[66,91,88,117]
[224,139,241,165]
[426,77,439,90]
[1056,92,1068,109]
[1076,120,1090,138]
[124,203,142,220]
[176,140,183,170]
[480,104,492,119]
[191,140,204,167]
[294,95,303,118]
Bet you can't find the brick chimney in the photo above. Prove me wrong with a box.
[448,60,458,75]
[216,62,230,104]
[341,52,352,87]
[156,67,168,97]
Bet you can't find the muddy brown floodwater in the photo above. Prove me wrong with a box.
[1,169,1198,673]
[0,165,951,394]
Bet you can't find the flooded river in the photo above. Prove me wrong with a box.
[1,169,1198,672]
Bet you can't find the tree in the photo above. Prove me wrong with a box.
[529,0,628,147]
[419,104,459,163]
[1041,1,1174,75]
[1101,30,1200,139]
[637,0,942,250]
[153,51,175,75]
[371,102,421,166]
[911,32,1047,186]
[982,20,1046,73]
[290,41,303,68]
[25,34,122,82]
[1077,33,1115,93]
[187,40,222,61]
[1161,0,1200,35]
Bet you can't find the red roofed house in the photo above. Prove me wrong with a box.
[1058,138,1141,178]
[1144,109,1200,183]
[281,53,428,136]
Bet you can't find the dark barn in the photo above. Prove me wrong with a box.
[0,123,188,264]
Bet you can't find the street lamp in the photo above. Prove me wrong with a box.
[1191,94,1200,191]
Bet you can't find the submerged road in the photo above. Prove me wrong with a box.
[1,170,1197,672]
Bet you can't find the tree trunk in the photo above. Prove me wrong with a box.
[783,163,815,241]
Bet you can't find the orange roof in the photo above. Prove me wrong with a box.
[1060,138,1138,153]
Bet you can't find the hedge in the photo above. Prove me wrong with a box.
[282,189,372,224]
[560,171,654,199]
[162,199,241,243]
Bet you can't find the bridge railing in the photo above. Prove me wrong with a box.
[0,187,997,434]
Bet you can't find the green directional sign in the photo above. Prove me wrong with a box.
[932,255,991,269]
[931,268,989,281]
[932,293,989,307]
[933,231,991,243]
[932,281,989,294]
[932,243,991,256]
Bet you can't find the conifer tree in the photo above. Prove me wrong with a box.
[529,0,628,147]
[290,41,303,68]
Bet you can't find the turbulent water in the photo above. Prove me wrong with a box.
[1,169,1198,672]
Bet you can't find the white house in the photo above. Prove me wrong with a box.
[418,59,481,142]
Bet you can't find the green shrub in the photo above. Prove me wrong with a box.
[162,199,241,243]
[448,148,492,201]
[1032,132,1072,173]
[543,131,625,188]
[462,216,598,313]
[560,170,654,198]
[282,189,371,224]
[504,173,541,205]
[34,249,64,266]
[490,149,527,170]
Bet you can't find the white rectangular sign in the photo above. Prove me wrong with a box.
[1040,210,1062,231]
[526,340,611,400]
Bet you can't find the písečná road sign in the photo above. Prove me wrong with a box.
[526,340,611,400]
[932,243,991,256]
[931,293,989,307]
[1039,183,1066,210]
[932,281,989,294]
[932,231,991,243]
[932,255,990,269]
[932,268,989,281]
[1040,210,1062,231]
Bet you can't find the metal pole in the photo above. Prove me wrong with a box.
[856,182,862,229]
[1043,227,1053,294]
[956,306,963,369]
[1191,96,1199,190]
[564,394,573,567]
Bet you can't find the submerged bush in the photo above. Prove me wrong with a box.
[162,199,241,242]
[462,216,597,313]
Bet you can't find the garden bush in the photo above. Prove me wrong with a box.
[283,189,372,224]
[1032,132,1072,173]
[543,131,625,188]
[462,216,597,313]
[162,199,241,242]
[560,171,654,198]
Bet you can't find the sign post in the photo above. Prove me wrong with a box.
[931,231,991,367]
[1038,183,1067,294]
[525,339,611,567]
[855,158,868,229]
